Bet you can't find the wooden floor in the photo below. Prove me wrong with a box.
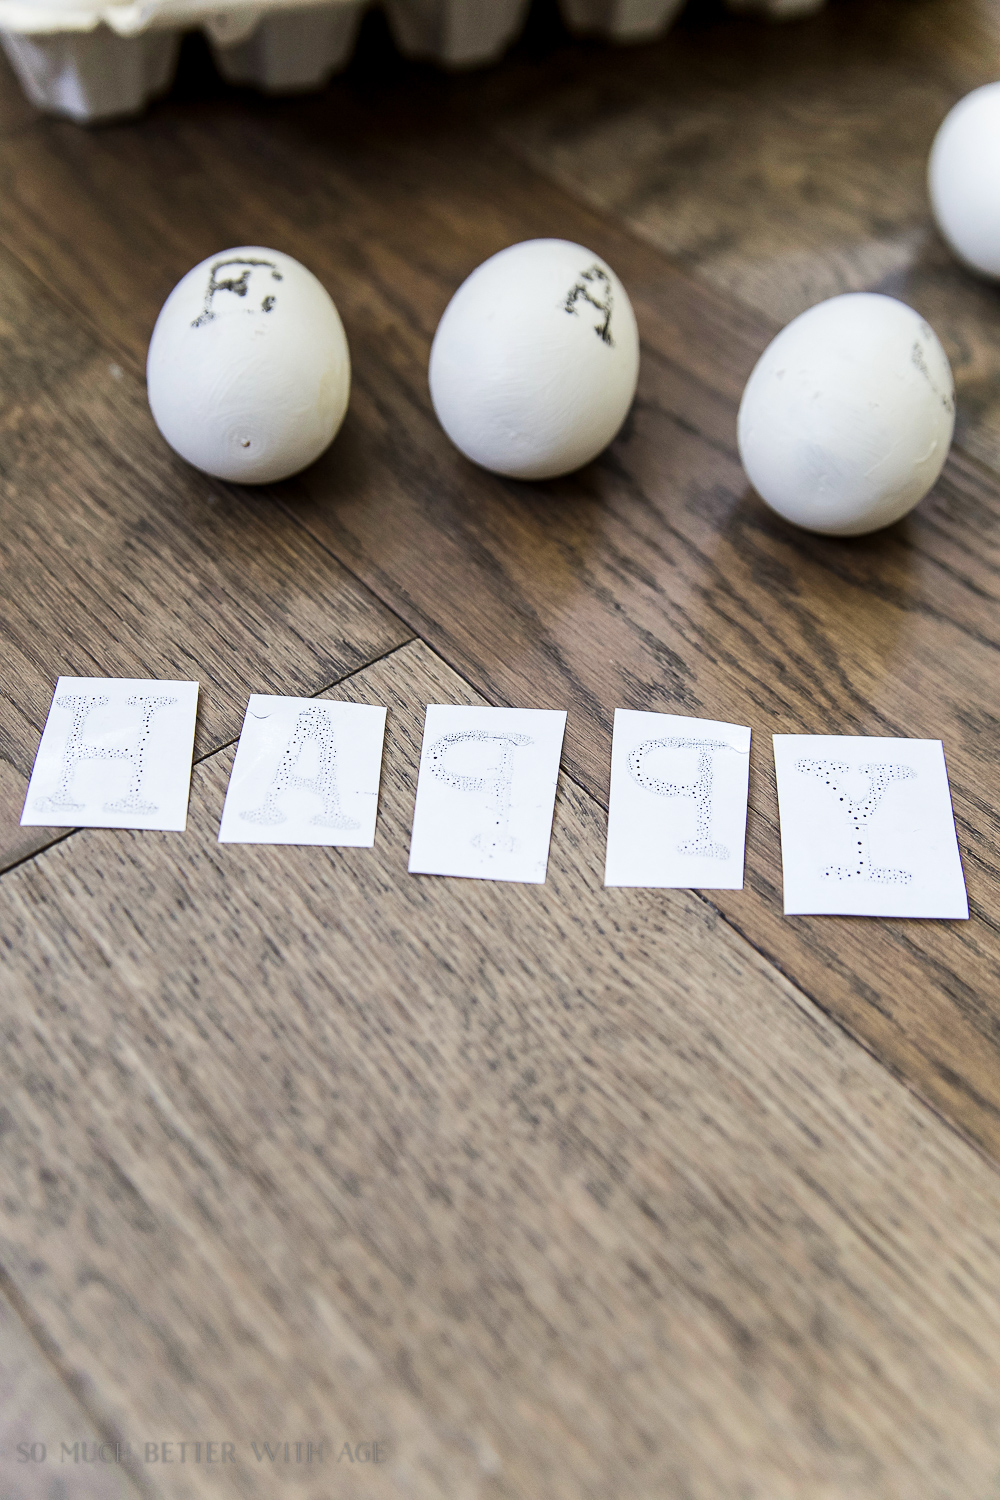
[3,0,1000,1495]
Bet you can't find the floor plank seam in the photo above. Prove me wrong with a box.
[0,65,995,1208]
[0,634,417,880]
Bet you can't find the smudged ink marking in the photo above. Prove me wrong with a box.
[796,758,915,884]
[429,730,532,856]
[911,328,954,414]
[563,265,614,346]
[629,736,736,859]
[192,258,283,328]
[242,704,359,829]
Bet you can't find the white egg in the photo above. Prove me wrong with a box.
[147,246,350,484]
[737,293,954,537]
[429,238,640,480]
[929,83,1000,277]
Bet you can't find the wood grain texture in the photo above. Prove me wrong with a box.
[0,1284,145,1500]
[0,240,410,873]
[2,9,1000,1490]
[4,641,1000,1500]
[2,76,997,1156]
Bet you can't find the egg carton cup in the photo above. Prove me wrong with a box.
[0,0,831,123]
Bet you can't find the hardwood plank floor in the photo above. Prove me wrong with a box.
[2,2,1000,1492]
[0,1284,145,1500]
[3,59,998,1156]
[5,642,1000,1500]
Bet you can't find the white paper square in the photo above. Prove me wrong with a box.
[21,676,199,832]
[604,710,751,889]
[773,735,968,919]
[218,696,387,847]
[408,705,567,883]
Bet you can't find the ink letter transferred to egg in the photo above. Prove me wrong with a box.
[773,735,968,918]
[218,696,387,847]
[604,711,751,889]
[147,246,350,485]
[429,238,639,480]
[408,706,567,883]
[21,677,199,831]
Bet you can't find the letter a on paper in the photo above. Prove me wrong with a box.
[241,704,359,830]
[218,696,387,847]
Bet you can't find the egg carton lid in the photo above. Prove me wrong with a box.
[0,0,354,38]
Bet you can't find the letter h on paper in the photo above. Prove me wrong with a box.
[36,693,176,815]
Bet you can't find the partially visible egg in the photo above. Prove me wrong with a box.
[737,293,954,537]
[147,246,350,484]
[429,238,640,480]
[929,84,1000,277]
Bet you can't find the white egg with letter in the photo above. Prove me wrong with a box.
[147,246,350,484]
[429,238,640,480]
[737,293,954,536]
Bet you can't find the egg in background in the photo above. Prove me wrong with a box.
[929,83,1000,278]
[737,293,954,536]
[147,246,350,484]
[429,238,640,480]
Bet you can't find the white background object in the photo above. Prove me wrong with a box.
[212,3,365,92]
[737,293,955,536]
[560,0,685,43]
[0,0,838,124]
[773,735,968,918]
[604,710,751,889]
[147,245,351,484]
[218,696,387,846]
[21,676,199,831]
[929,83,1000,279]
[429,238,640,480]
[408,705,567,882]
[384,0,530,64]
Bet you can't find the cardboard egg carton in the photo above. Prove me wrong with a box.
[0,0,828,124]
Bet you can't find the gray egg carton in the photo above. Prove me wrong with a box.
[0,0,827,124]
